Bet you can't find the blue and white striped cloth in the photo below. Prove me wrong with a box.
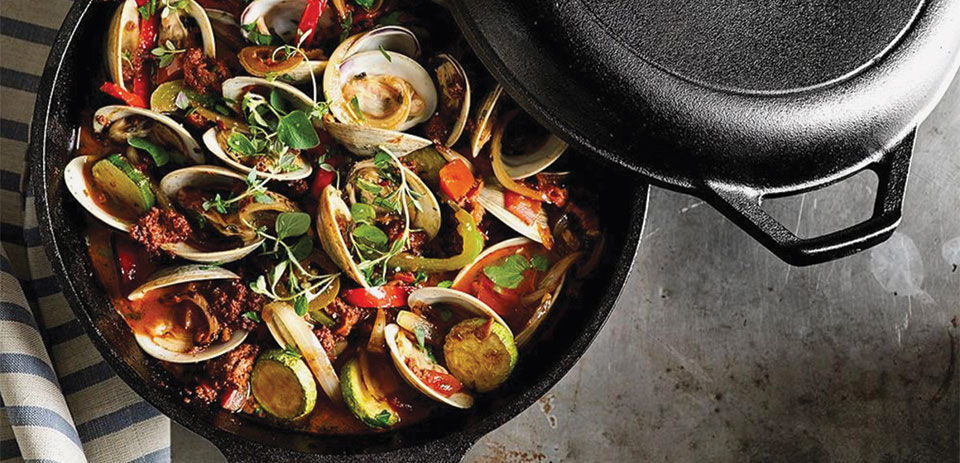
[1,1,172,461]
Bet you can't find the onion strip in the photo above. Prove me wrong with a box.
[265,302,341,401]
[367,308,387,353]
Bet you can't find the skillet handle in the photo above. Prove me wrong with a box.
[702,131,915,266]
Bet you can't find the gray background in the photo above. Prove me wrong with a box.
[174,74,960,463]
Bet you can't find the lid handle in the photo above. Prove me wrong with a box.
[702,131,914,266]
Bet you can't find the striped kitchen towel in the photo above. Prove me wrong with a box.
[1,1,172,462]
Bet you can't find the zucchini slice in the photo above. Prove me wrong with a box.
[443,318,518,393]
[251,349,317,420]
[340,357,399,429]
[91,154,156,212]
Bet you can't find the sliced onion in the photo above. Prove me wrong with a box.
[396,310,438,342]
[367,308,387,354]
[519,252,582,307]
[264,302,341,401]
[490,110,546,201]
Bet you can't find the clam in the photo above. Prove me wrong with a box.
[239,0,331,83]
[65,106,204,233]
[316,184,369,287]
[262,301,341,401]
[322,27,437,155]
[474,184,549,244]
[107,0,216,92]
[470,85,567,179]
[428,54,471,147]
[384,286,512,409]
[452,238,580,347]
[345,159,442,239]
[126,265,249,363]
[317,158,441,287]
[204,77,316,180]
[93,105,204,163]
[159,165,300,263]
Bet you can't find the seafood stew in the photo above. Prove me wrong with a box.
[65,0,606,436]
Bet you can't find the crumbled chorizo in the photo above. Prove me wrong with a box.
[182,48,230,94]
[129,207,192,257]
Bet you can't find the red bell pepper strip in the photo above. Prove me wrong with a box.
[503,190,542,225]
[342,285,414,308]
[297,0,325,45]
[438,159,475,201]
[132,0,159,105]
[100,82,147,108]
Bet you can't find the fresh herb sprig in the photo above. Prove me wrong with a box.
[246,212,339,313]
[201,170,273,214]
[151,40,185,68]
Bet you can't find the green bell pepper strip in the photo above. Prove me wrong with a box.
[388,208,484,272]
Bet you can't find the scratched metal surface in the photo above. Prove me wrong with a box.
[172,75,960,463]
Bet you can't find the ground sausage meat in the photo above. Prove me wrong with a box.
[205,279,264,335]
[326,297,366,338]
[182,47,230,94]
[189,343,260,411]
[129,207,192,256]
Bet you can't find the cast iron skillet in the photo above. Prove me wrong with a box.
[28,1,648,461]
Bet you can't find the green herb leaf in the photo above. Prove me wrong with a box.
[276,110,320,149]
[414,270,428,284]
[253,192,275,204]
[127,137,170,167]
[275,211,311,240]
[290,235,314,261]
[242,311,261,323]
[227,132,257,156]
[282,345,302,358]
[437,280,453,289]
[250,275,268,295]
[294,294,308,316]
[531,254,550,272]
[174,91,191,110]
[350,203,376,223]
[482,254,530,289]
[352,223,388,250]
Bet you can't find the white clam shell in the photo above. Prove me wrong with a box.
[346,25,421,59]
[64,155,134,232]
[470,84,503,157]
[316,184,369,287]
[126,265,248,363]
[202,128,314,181]
[433,54,471,147]
[322,116,432,156]
[474,184,549,243]
[159,166,266,263]
[384,323,474,409]
[106,0,140,92]
[240,0,308,43]
[93,105,205,164]
[406,287,512,335]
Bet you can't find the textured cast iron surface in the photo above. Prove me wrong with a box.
[28,1,648,462]
[449,0,960,265]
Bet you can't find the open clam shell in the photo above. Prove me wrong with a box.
[159,166,269,263]
[431,54,471,147]
[316,184,370,287]
[345,159,442,240]
[106,0,140,92]
[64,155,136,232]
[206,77,316,180]
[406,287,512,335]
[107,0,216,91]
[238,0,330,84]
[384,323,474,409]
[322,116,432,156]
[452,238,572,347]
[469,86,567,178]
[93,105,205,164]
[474,184,549,244]
[126,265,249,363]
[324,27,436,147]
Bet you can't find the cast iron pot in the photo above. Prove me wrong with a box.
[28,1,648,461]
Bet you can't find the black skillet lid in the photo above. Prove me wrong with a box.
[448,0,960,265]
